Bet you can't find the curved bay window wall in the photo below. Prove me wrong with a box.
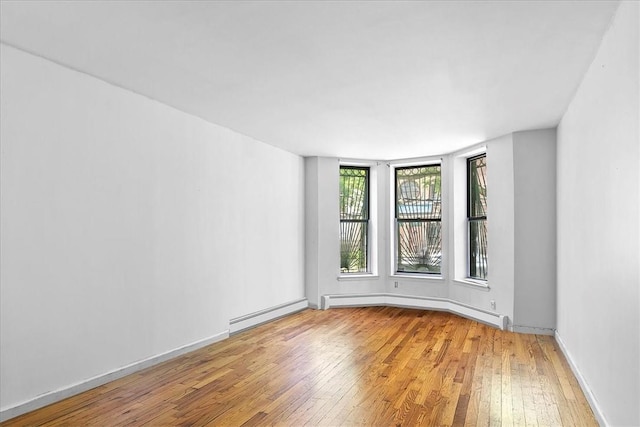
[395,164,442,274]
[468,154,488,280]
[339,166,370,273]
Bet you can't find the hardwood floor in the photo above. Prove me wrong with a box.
[2,307,596,426]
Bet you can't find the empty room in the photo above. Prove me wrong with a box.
[0,1,638,426]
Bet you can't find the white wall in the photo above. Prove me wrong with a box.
[512,129,557,331]
[0,44,305,412]
[304,157,341,307]
[557,2,639,425]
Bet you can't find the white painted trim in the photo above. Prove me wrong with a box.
[337,274,380,281]
[390,274,444,281]
[0,330,229,422]
[321,295,330,310]
[451,143,487,159]
[511,325,555,335]
[387,156,442,167]
[229,298,308,334]
[323,293,507,330]
[555,331,608,427]
[452,279,491,291]
[338,158,380,167]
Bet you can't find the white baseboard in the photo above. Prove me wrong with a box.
[554,331,607,426]
[323,293,508,330]
[229,298,308,334]
[511,325,555,335]
[0,330,229,423]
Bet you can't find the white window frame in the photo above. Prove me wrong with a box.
[451,146,489,289]
[339,160,378,278]
[389,157,444,280]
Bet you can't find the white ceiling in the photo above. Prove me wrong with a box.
[0,1,619,160]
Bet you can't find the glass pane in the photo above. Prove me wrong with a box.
[340,167,368,220]
[469,156,487,218]
[340,221,368,273]
[469,219,488,279]
[397,220,441,273]
[396,165,441,220]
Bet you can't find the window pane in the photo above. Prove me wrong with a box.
[397,220,441,273]
[469,219,488,279]
[340,221,368,273]
[469,156,487,218]
[340,167,368,220]
[340,166,369,273]
[396,165,441,220]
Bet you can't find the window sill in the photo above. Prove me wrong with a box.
[453,279,490,290]
[338,274,380,281]
[390,273,444,281]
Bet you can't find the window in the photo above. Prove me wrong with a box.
[395,164,442,274]
[340,166,369,273]
[468,154,487,280]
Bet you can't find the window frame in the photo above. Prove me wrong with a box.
[339,165,371,274]
[467,153,487,281]
[393,163,443,276]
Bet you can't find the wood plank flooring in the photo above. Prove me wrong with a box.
[1,307,597,426]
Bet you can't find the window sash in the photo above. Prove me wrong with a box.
[340,166,369,221]
[468,218,487,280]
[395,165,442,220]
[396,219,442,274]
[467,154,487,219]
[340,219,368,273]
